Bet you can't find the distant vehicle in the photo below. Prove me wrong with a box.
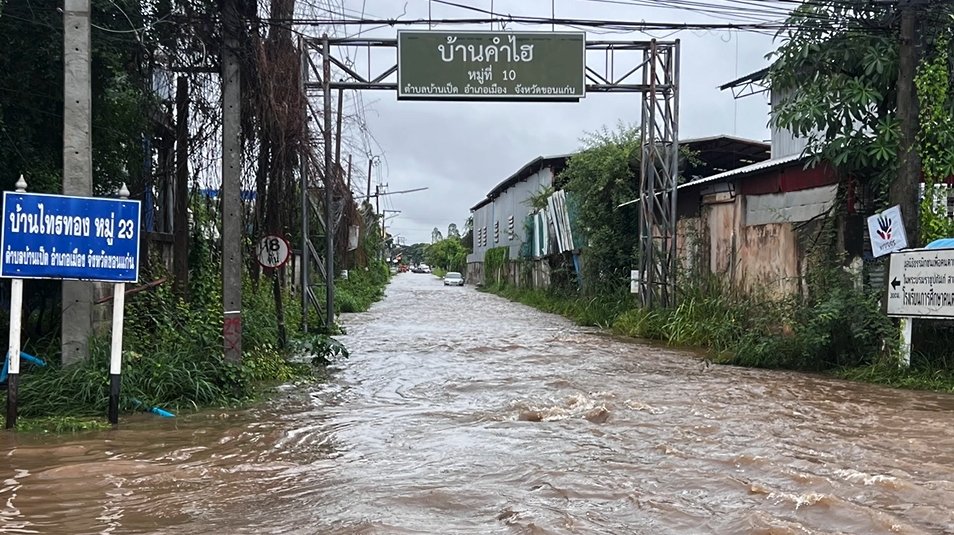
[443,272,464,286]
[419,264,431,274]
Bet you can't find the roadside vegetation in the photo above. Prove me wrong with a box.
[480,3,954,393]
[4,201,388,433]
[483,117,954,394]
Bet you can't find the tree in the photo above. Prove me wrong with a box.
[447,222,460,239]
[426,236,467,273]
[559,123,641,293]
[431,227,444,243]
[769,1,954,234]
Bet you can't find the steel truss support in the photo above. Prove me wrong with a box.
[638,40,680,309]
[300,35,680,310]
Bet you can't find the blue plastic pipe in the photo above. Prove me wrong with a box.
[130,398,175,418]
[1,352,46,383]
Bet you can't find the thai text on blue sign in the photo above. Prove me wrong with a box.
[1,192,141,282]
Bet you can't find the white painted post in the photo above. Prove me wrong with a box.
[108,183,130,425]
[5,175,27,429]
[899,317,913,367]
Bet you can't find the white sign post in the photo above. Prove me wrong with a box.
[887,248,954,366]
[108,184,131,425]
[867,205,909,258]
[2,178,140,428]
[4,176,27,429]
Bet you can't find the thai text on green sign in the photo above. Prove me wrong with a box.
[397,31,586,100]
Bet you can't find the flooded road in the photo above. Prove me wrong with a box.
[3,273,954,534]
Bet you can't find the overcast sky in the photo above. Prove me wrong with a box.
[322,0,782,245]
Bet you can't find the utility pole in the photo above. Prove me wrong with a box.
[322,35,335,331]
[173,76,190,298]
[346,154,353,191]
[62,0,93,365]
[375,184,381,218]
[221,0,243,362]
[335,88,344,179]
[299,37,310,333]
[366,157,373,200]
[891,0,923,245]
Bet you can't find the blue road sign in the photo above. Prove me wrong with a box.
[1,192,141,282]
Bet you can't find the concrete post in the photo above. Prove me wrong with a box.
[62,0,93,365]
[174,77,190,298]
[222,1,243,361]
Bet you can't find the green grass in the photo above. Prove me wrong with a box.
[335,261,391,313]
[485,280,954,394]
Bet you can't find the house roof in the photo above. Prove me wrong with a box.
[681,135,770,177]
[470,153,572,211]
[678,153,804,190]
[719,68,769,91]
[470,136,770,211]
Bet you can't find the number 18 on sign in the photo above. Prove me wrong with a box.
[258,235,290,269]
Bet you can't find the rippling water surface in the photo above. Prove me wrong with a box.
[3,273,954,534]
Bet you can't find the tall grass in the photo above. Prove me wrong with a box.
[335,261,390,313]
[490,271,897,374]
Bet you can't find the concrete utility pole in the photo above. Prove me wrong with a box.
[366,158,373,200]
[891,0,923,245]
[322,35,335,331]
[221,1,243,361]
[173,77,190,298]
[335,88,344,177]
[62,0,93,365]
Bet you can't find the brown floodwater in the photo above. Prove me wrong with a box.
[3,273,954,534]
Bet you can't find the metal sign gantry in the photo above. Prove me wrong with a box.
[300,34,680,309]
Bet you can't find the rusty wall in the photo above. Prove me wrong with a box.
[678,193,806,297]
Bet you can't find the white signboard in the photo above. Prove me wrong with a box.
[630,270,640,294]
[887,248,954,318]
[257,235,291,269]
[867,205,908,258]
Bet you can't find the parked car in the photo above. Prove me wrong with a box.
[443,272,464,286]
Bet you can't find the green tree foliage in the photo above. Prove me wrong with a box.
[915,33,954,243]
[769,0,902,188]
[0,0,151,194]
[400,242,429,265]
[426,236,467,273]
[770,2,954,197]
[447,222,460,239]
[559,124,640,294]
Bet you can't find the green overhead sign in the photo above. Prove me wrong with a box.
[397,31,586,101]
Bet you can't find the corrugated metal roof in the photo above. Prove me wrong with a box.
[678,154,804,190]
[470,153,573,212]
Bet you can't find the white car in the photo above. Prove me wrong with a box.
[419,264,431,274]
[443,272,464,286]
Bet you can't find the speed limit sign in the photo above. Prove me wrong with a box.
[257,235,291,269]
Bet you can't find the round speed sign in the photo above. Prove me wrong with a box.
[257,235,291,269]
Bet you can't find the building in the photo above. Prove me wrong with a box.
[467,136,769,286]
[677,70,868,296]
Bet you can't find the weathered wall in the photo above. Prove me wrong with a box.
[679,184,838,297]
[465,259,550,289]
[470,167,555,263]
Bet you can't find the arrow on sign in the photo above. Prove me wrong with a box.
[891,278,901,290]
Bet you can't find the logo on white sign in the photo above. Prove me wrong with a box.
[867,205,908,258]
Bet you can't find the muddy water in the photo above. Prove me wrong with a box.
[3,274,954,534]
